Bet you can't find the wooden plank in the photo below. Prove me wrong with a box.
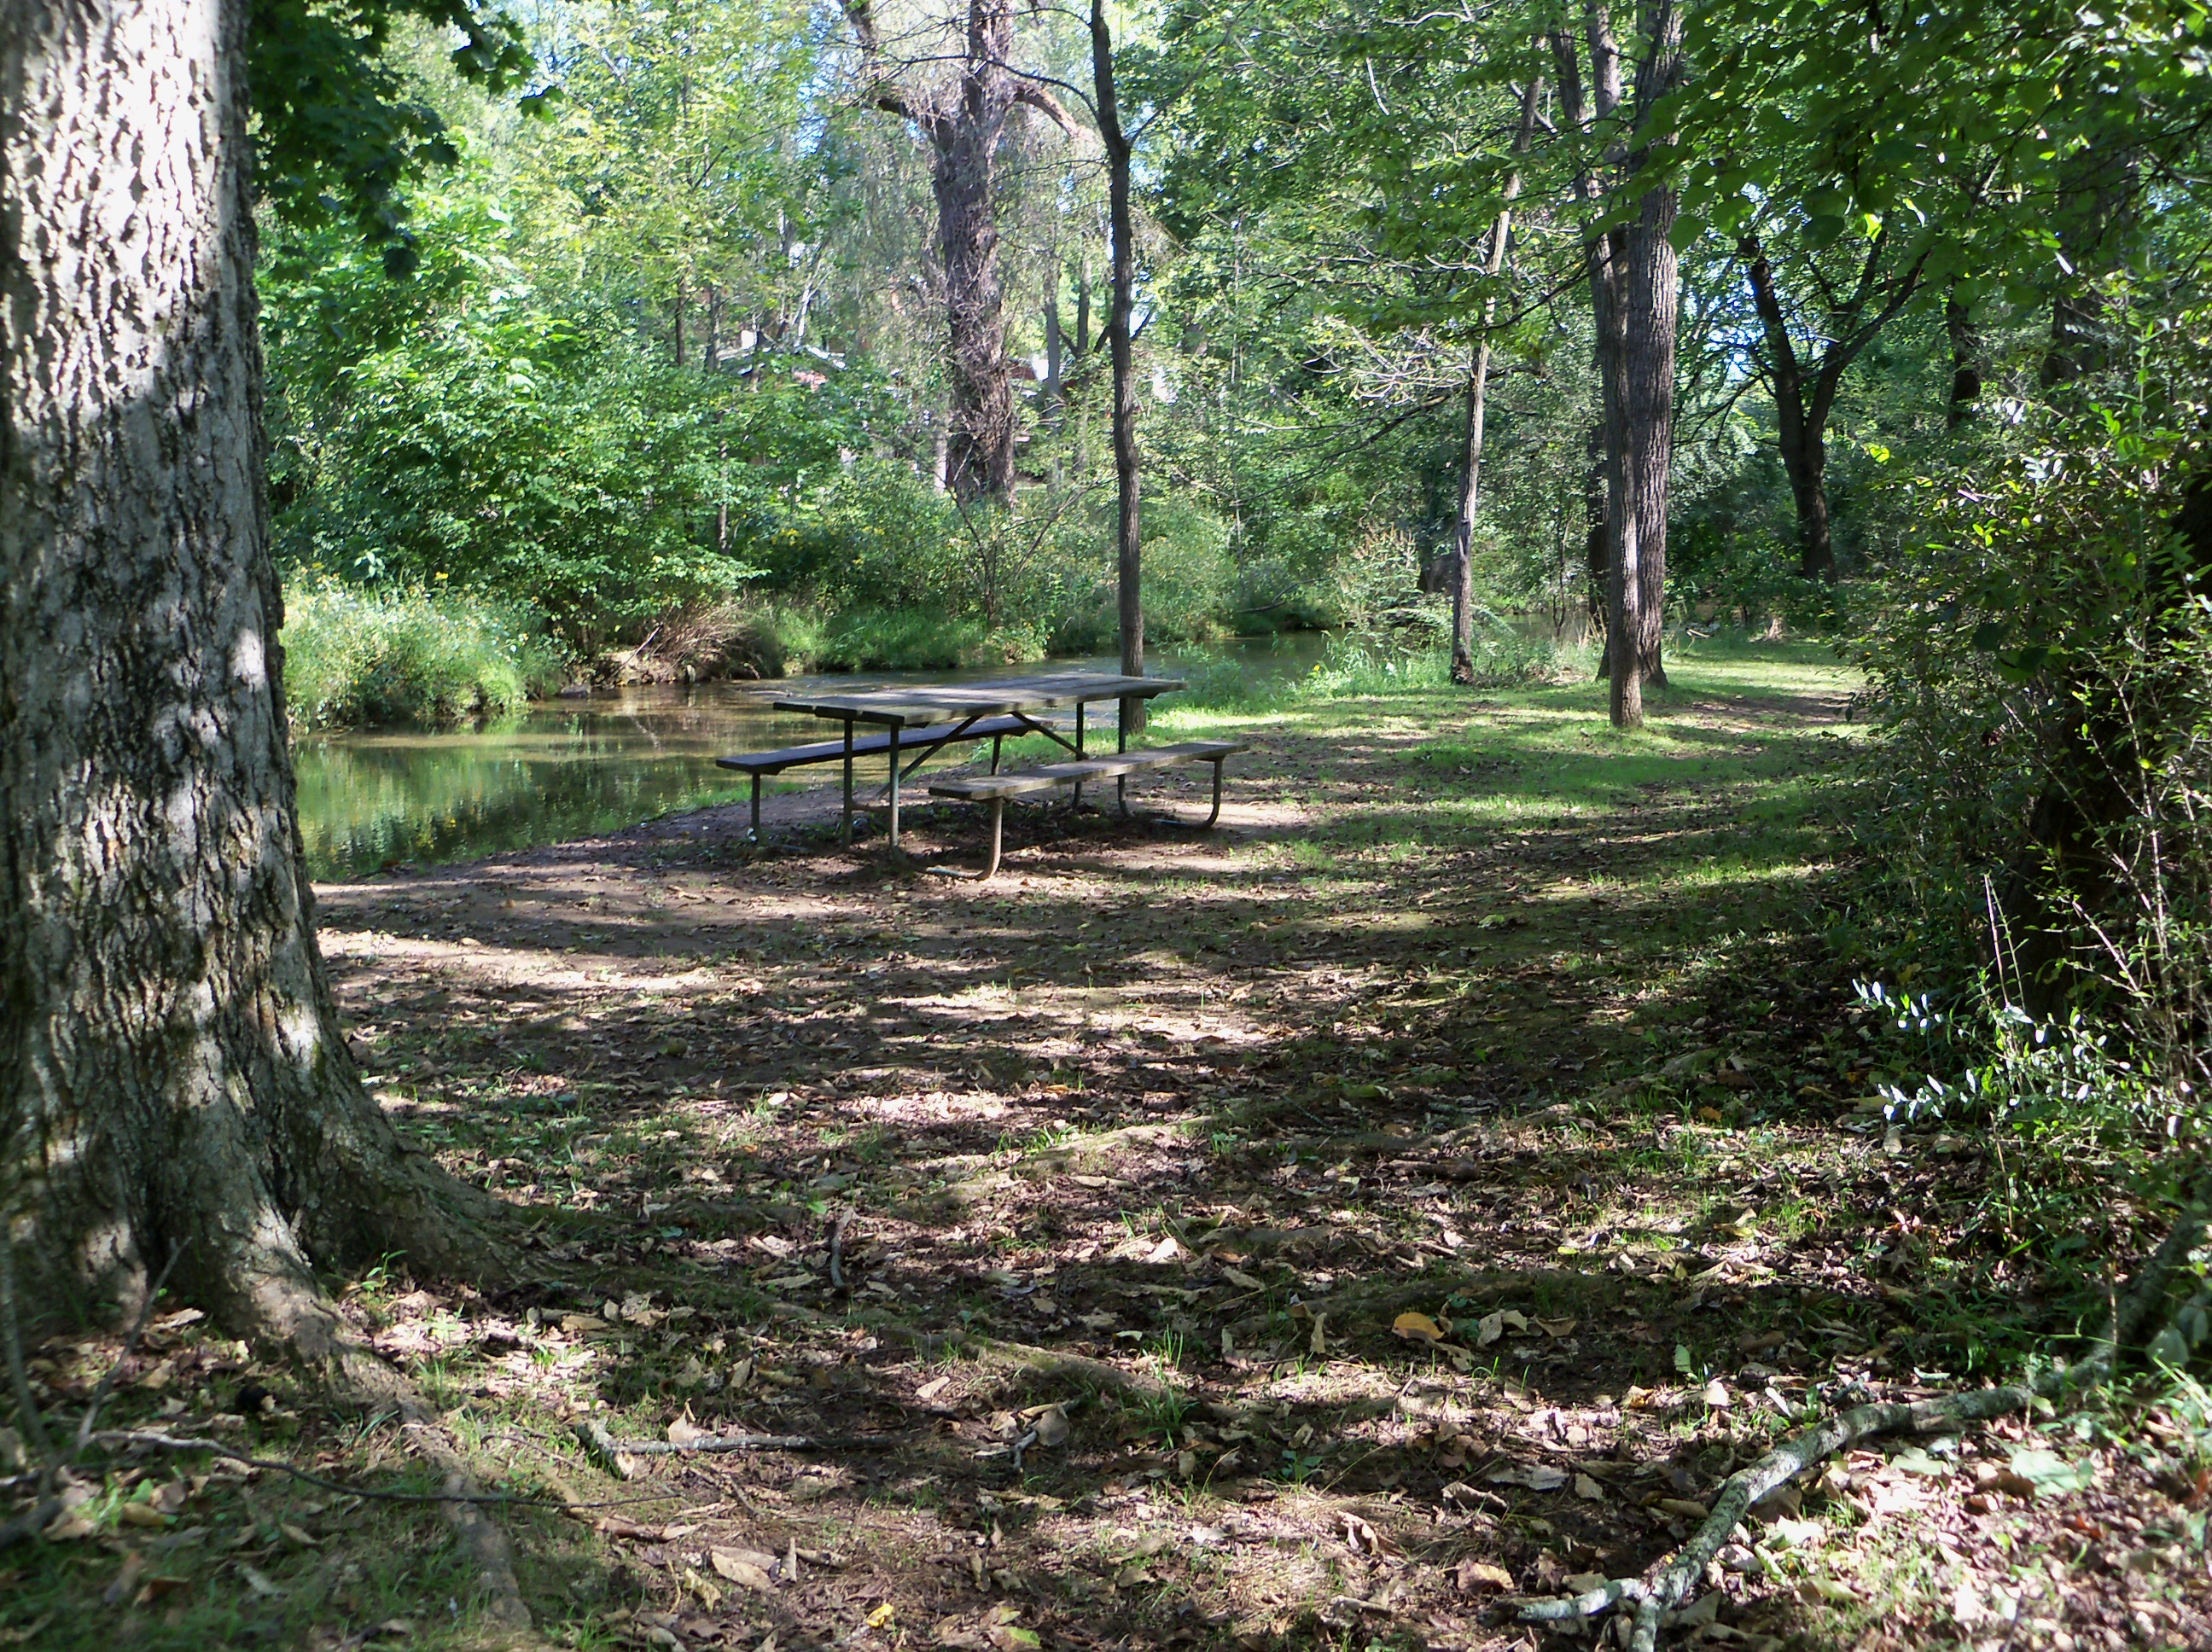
[927,772,1068,800]
[774,672,1184,723]
[1028,741,1246,782]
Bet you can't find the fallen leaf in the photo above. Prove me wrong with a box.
[667,1415,707,1446]
[1033,1405,1070,1448]
[1475,1311,1505,1346]
[1574,1473,1604,1500]
[710,1550,775,1591]
[119,1502,170,1528]
[239,1564,282,1598]
[1219,1266,1266,1291]
[917,1375,953,1403]
[1535,1318,1577,1338]
[1308,1311,1328,1357]
[1454,1558,1515,1593]
[1700,1379,1731,1409]
[1392,1312,1445,1345]
[1145,1236,1185,1265]
[868,1603,896,1628]
[1487,1463,1568,1492]
[2007,1446,2093,1497]
[1656,1498,1710,1520]
[1762,1516,1825,1551]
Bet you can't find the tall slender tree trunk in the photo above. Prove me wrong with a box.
[1043,258,1064,427]
[0,0,500,1341]
[1451,78,1541,687]
[1621,2,1683,694]
[1093,0,1144,735]
[1072,256,1093,480]
[1600,223,1642,726]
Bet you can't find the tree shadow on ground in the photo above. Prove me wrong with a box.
[144,667,2169,1651]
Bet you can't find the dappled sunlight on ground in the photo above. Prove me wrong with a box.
[16,643,2202,1652]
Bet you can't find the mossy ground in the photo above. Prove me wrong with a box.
[6,640,2205,1652]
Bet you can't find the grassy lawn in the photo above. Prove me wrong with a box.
[9,639,2202,1652]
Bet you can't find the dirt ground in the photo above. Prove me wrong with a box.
[9,654,2209,1651]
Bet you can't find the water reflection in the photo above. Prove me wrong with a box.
[293,637,1330,880]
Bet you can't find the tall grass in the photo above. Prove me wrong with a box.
[282,579,568,730]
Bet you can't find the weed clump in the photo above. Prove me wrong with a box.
[282,578,568,730]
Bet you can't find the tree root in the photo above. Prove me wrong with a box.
[1519,1180,2212,1652]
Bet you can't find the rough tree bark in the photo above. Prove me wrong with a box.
[1557,6,1627,698]
[0,0,506,1347]
[1092,0,1144,736]
[1618,0,1683,700]
[1449,78,1542,687]
[844,0,1075,505]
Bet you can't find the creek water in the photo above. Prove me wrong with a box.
[293,633,1334,879]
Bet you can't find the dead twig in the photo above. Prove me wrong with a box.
[1521,1179,2212,1652]
[829,1207,853,1291]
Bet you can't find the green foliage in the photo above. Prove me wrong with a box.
[265,182,889,647]
[281,578,567,730]
[1847,305,2212,1129]
[248,0,547,273]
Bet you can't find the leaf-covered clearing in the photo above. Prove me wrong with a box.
[8,646,2207,1651]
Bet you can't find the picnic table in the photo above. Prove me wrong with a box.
[769,670,1186,849]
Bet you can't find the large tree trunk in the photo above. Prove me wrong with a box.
[845,0,1076,507]
[0,0,502,1345]
[1093,0,1144,734]
[934,14,1017,506]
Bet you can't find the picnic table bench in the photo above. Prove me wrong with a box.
[927,738,1247,877]
[716,714,1030,841]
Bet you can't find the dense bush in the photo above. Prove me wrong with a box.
[1848,316,2212,1110]
[282,579,568,729]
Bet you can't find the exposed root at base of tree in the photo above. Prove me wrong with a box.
[1519,1178,2212,1652]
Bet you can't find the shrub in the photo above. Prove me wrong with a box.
[281,579,568,730]
[1848,311,2212,1113]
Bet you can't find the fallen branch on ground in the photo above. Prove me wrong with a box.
[1520,1178,2212,1652]
[573,1418,900,1479]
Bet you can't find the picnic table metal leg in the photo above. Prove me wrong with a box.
[841,719,854,847]
[887,723,901,848]
[990,733,1004,773]
[1072,702,1085,811]
[751,776,762,843]
[1117,694,1131,816]
[984,797,1005,878]
[1203,757,1225,828]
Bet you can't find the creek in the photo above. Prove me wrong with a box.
[294,634,1333,879]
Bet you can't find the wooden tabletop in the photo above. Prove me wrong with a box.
[774,671,1185,726]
